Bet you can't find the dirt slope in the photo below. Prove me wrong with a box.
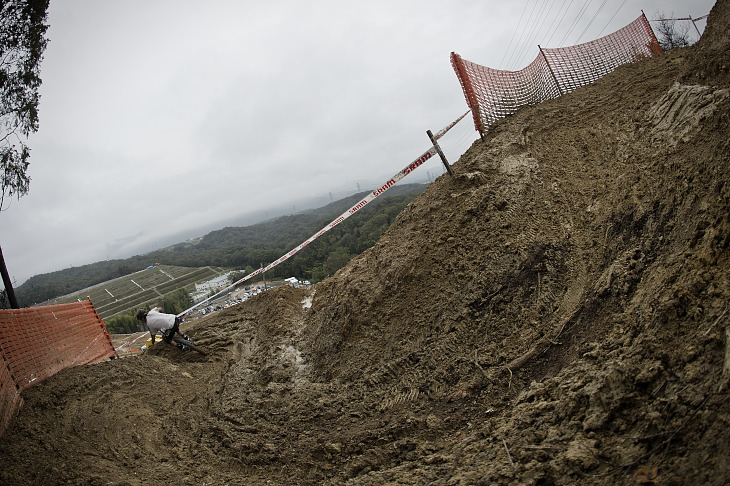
[2,2,729,484]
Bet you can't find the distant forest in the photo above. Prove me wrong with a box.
[14,184,426,306]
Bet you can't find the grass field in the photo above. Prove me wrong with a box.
[39,265,226,320]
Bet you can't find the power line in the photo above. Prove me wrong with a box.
[543,0,574,47]
[558,0,594,46]
[596,0,627,37]
[505,0,540,69]
[500,0,635,69]
[513,0,558,68]
[524,0,570,64]
[500,0,531,69]
[574,0,608,44]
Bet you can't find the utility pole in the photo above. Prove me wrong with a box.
[0,245,20,309]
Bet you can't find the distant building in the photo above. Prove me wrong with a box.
[195,273,231,292]
[191,272,232,302]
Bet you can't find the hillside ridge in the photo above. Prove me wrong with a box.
[15,183,426,305]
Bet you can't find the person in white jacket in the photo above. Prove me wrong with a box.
[136,308,189,349]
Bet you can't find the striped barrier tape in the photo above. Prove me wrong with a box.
[115,331,150,353]
[177,110,470,318]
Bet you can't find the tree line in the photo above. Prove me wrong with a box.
[12,184,426,307]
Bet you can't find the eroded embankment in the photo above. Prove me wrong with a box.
[2,2,730,483]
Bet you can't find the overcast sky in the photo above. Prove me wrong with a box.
[1,0,715,287]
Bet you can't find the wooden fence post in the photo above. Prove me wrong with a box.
[539,45,563,96]
[427,130,453,176]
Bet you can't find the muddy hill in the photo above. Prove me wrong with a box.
[2,2,730,484]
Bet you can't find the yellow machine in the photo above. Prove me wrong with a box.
[144,332,165,349]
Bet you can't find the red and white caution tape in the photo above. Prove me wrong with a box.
[114,331,149,353]
[434,110,470,140]
[177,110,470,317]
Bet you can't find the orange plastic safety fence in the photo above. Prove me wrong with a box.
[451,14,661,135]
[0,357,21,439]
[0,301,115,436]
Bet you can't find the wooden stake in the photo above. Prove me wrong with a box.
[539,45,563,96]
[689,15,702,38]
[426,130,453,176]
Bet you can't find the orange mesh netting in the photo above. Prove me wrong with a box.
[451,14,661,135]
[0,301,115,436]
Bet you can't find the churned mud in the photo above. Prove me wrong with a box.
[2,1,730,484]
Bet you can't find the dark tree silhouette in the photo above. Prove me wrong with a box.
[654,12,692,51]
[0,0,50,307]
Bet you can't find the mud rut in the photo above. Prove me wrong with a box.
[2,2,730,484]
